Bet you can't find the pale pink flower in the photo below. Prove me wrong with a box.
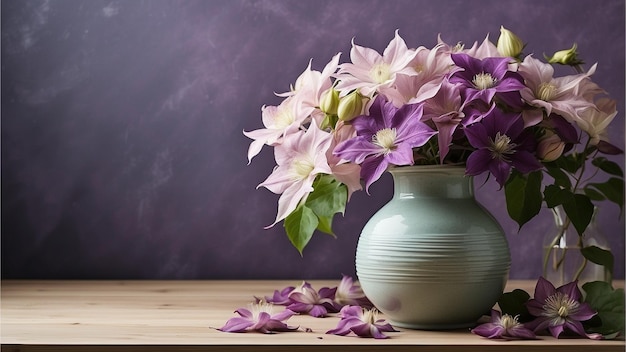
[243,97,314,163]
[421,78,465,162]
[576,97,618,146]
[381,44,452,107]
[334,30,417,97]
[258,124,333,227]
[518,55,597,125]
[276,53,341,109]
[464,34,502,59]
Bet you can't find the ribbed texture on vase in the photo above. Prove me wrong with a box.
[356,232,510,283]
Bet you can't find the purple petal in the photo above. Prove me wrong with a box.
[548,324,565,338]
[534,277,556,302]
[234,308,253,319]
[510,150,543,174]
[264,319,298,332]
[308,304,329,317]
[525,299,546,317]
[564,320,590,338]
[271,308,296,322]
[351,323,389,339]
[488,157,512,187]
[374,321,398,333]
[361,155,390,194]
[326,317,360,336]
[286,302,312,314]
[557,281,582,301]
[338,305,364,319]
[472,323,505,339]
[597,140,624,155]
[219,317,255,333]
[508,326,537,340]
[464,121,489,149]
[568,302,597,321]
[251,312,271,331]
[318,287,337,300]
[465,149,492,176]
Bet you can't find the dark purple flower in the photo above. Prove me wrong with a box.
[525,277,600,339]
[287,281,338,317]
[219,301,298,334]
[333,95,436,193]
[449,54,526,105]
[465,109,542,187]
[326,305,397,339]
[471,309,536,340]
[334,275,374,309]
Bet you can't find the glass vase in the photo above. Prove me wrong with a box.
[542,206,611,287]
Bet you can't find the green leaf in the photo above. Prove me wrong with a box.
[498,289,532,322]
[545,164,572,189]
[505,170,542,230]
[284,205,318,255]
[543,185,571,208]
[592,157,624,177]
[306,175,347,217]
[554,153,584,174]
[562,194,594,235]
[581,245,614,278]
[583,187,606,201]
[588,178,624,210]
[582,281,625,338]
[304,175,347,237]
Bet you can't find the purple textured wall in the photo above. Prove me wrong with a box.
[2,0,624,280]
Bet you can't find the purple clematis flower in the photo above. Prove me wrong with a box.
[333,95,437,192]
[525,277,600,339]
[465,108,542,187]
[471,309,536,340]
[334,275,374,309]
[287,281,338,317]
[219,300,298,334]
[326,305,398,339]
[449,53,525,105]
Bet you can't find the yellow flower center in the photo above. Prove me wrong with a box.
[291,158,315,180]
[273,106,295,129]
[542,292,581,325]
[537,82,558,101]
[499,314,521,329]
[472,73,497,90]
[370,63,391,84]
[362,308,380,324]
[372,128,397,154]
[489,132,516,161]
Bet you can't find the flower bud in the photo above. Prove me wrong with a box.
[497,26,524,59]
[537,132,565,162]
[546,43,583,66]
[337,91,364,122]
[319,87,340,115]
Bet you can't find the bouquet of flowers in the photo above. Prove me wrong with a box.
[244,27,623,264]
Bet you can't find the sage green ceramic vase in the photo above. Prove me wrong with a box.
[355,165,511,329]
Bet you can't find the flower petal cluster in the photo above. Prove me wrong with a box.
[287,281,338,317]
[525,277,600,339]
[334,95,437,192]
[326,305,397,339]
[471,309,536,340]
[218,300,298,334]
[245,27,623,254]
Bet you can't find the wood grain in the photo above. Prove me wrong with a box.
[1,280,624,352]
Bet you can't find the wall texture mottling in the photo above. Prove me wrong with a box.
[2,0,624,280]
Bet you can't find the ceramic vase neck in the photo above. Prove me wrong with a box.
[389,165,472,199]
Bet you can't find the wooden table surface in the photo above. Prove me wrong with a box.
[1,280,624,352]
